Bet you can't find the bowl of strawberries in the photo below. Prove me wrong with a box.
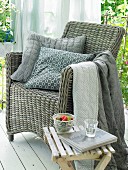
[53,113,74,133]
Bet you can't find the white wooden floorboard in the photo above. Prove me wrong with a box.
[0,161,4,170]
[10,133,46,170]
[0,112,47,170]
[0,111,59,170]
[0,109,128,170]
[22,132,59,170]
[0,126,25,170]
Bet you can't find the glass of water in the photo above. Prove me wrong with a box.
[84,119,98,137]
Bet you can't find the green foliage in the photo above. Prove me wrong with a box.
[101,0,128,107]
[0,0,16,42]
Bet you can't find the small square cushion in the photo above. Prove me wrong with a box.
[25,47,96,91]
[11,32,86,82]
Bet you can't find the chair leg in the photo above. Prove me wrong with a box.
[8,135,14,141]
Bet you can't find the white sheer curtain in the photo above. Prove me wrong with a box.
[11,0,101,52]
[69,0,101,23]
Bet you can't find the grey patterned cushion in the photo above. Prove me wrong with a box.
[11,32,86,82]
[25,47,96,91]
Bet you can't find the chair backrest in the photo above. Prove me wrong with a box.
[62,21,125,59]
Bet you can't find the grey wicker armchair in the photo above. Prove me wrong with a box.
[6,21,125,141]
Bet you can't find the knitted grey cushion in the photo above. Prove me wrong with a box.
[11,32,86,82]
[25,47,96,91]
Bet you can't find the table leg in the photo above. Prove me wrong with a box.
[56,158,75,170]
[95,152,111,170]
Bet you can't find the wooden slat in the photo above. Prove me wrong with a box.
[49,127,67,157]
[90,149,97,154]
[107,144,115,153]
[61,141,74,156]
[101,146,109,154]
[43,127,59,157]
[96,148,103,155]
[66,151,100,161]
[58,127,75,156]
[95,152,111,170]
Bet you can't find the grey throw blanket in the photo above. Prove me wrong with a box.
[93,51,128,170]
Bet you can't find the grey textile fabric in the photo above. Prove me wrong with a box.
[11,32,86,82]
[93,51,128,170]
[25,47,95,91]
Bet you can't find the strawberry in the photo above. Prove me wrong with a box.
[62,116,68,121]
[61,115,66,119]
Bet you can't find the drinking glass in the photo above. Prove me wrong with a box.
[84,119,98,137]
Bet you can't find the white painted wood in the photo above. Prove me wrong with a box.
[43,127,59,157]
[101,146,109,154]
[106,144,115,153]
[60,140,74,156]
[96,148,102,155]
[10,133,46,170]
[49,127,67,157]
[0,161,4,170]
[23,132,59,170]
[55,127,75,156]
[0,126,25,170]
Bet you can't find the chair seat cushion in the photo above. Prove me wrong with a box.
[25,47,96,91]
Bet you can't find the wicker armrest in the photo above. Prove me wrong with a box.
[6,52,22,87]
[6,52,22,112]
[58,66,74,114]
[6,52,22,76]
[6,52,22,84]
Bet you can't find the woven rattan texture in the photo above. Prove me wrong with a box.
[6,53,58,138]
[9,82,58,138]
[62,21,125,58]
[6,22,125,140]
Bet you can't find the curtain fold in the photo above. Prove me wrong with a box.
[11,0,101,52]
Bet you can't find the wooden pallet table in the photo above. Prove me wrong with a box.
[43,126,115,170]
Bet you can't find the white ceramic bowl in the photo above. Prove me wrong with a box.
[53,113,74,133]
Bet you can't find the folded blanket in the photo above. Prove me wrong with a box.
[70,61,99,126]
[70,62,99,170]
[69,51,128,170]
[93,51,128,170]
